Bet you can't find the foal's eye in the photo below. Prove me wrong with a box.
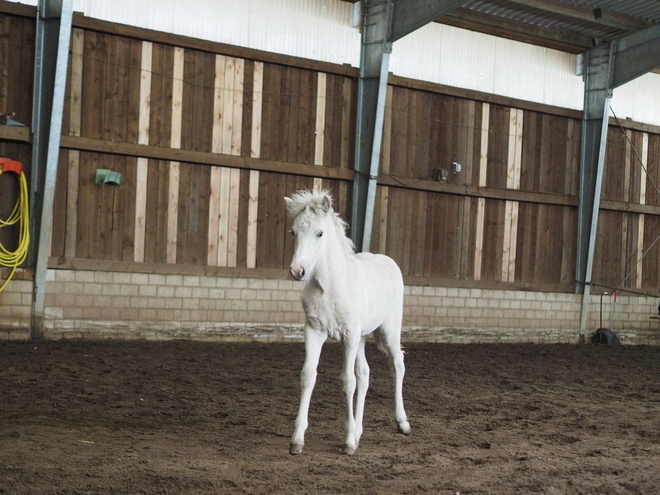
[290,230,295,237]
[316,231,323,238]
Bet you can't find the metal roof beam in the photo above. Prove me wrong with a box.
[611,23,660,88]
[389,0,469,42]
[504,0,650,32]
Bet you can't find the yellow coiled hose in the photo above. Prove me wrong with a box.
[0,161,29,292]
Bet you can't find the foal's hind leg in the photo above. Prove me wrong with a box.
[376,324,411,435]
[290,327,326,455]
[353,337,370,447]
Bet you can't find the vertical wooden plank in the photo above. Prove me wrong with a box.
[207,167,221,266]
[340,77,353,170]
[209,55,244,267]
[247,170,260,268]
[314,72,327,166]
[473,102,489,280]
[208,54,225,266]
[313,72,327,192]
[458,100,477,278]
[502,108,523,282]
[222,56,235,155]
[167,46,184,264]
[231,57,245,156]
[64,28,84,259]
[380,85,393,175]
[636,132,649,289]
[227,168,241,266]
[619,129,633,285]
[133,41,152,263]
[247,61,263,268]
[378,186,389,254]
[212,54,226,156]
[227,58,244,266]
[251,61,264,160]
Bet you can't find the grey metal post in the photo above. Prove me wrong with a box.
[352,0,393,252]
[30,0,73,339]
[577,24,660,341]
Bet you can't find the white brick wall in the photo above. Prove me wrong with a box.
[2,268,660,343]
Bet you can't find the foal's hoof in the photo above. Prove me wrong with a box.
[289,444,304,455]
[342,445,357,456]
[398,421,411,435]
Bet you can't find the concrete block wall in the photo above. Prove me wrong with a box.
[402,286,660,344]
[2,268,659,344]
[0,272,32,340]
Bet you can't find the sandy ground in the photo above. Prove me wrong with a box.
[2,339,660,494]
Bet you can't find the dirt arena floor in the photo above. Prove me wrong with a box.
[2,339,660,494]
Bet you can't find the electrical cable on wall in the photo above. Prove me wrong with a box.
[0,158,29,292]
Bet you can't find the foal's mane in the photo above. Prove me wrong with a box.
[286,190,355,255]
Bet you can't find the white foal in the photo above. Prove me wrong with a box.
[285,189,410,455]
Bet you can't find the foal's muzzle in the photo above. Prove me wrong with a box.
[290,266,305,281]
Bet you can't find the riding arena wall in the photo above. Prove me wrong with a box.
[1,1,660,344]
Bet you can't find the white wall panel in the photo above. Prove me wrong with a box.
[6,0,660,126]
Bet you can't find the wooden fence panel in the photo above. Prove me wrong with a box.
[521,112,579,195]
[3,10,656,296]
[176,162,211,265]
[0,13,34,127]
[260,63,318,166]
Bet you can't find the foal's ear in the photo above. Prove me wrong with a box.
[285,196,303,218]
[321,194,332,213]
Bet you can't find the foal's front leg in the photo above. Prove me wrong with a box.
[290,327,326,455]
[341,331,361,455]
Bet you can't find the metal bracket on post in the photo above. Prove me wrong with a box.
[30,0,73,340]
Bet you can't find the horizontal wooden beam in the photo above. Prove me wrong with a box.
[378,174,579,207]
[0,1,36,17]
[49,256,291,280]
[60,135,660,216]
[0,125,31,143]
[59,135,355,181]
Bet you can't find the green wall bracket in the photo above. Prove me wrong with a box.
[95,169,122,186]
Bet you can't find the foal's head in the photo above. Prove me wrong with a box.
[285,190,353,282]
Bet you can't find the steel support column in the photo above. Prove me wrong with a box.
[577,23,660,342]
[30,0,73,339]
[352,0,468,252]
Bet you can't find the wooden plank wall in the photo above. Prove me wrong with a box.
[49,26,355,274]
[4,8,660,295]
[0,12,34,257]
